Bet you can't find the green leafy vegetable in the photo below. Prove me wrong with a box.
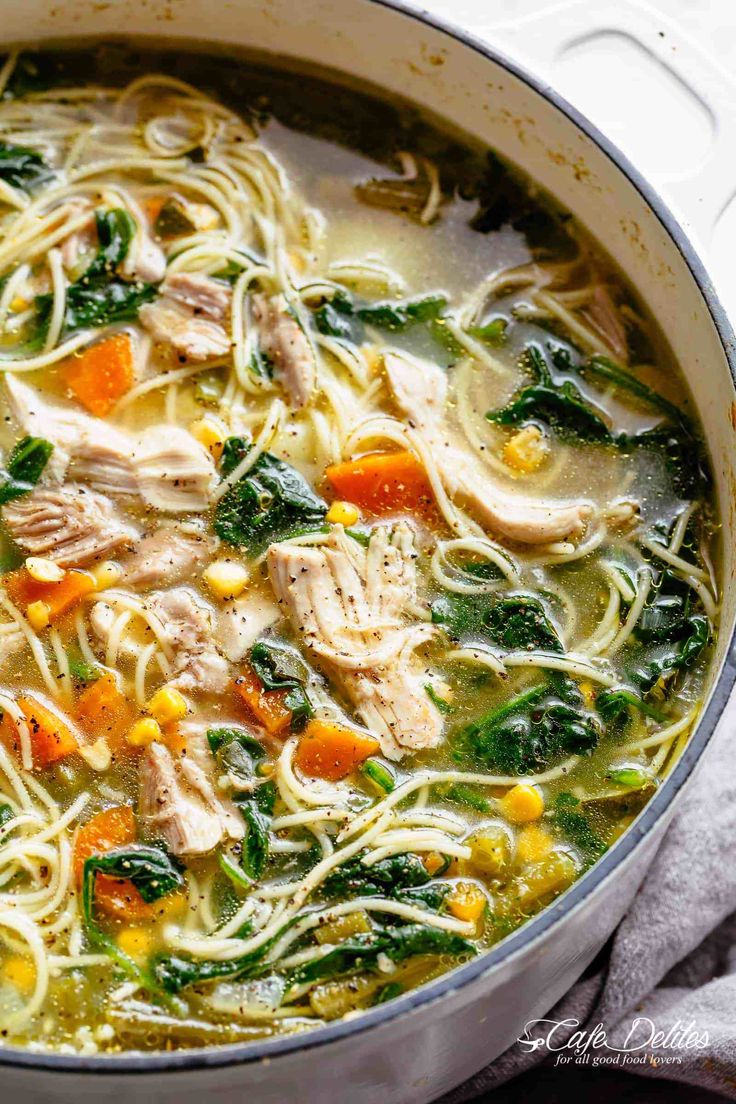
[35,208,157,335]
[442,783,491,814]
[552,793,607,866]
[0,436,53,504]
[288,924,474,986]
[431,591,562,652]
[207,725,266,782]
[458,680,600,774]
[372,981,403,1005]
[425,684,454,715]
[467,317,507,345]
[322,852,437,900]
[237,798,271,881]
[0,804,14,830]
[249,639,314,728]
[0,141,52,192]
[596,688,665,724]
[214,438,327,555]
[66,649,102,685]
[580,355,691,430]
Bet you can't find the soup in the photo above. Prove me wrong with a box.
[0,44,718,1053]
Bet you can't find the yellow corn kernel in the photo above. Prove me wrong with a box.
[202,559,249,600]
[147,686,188,725]
[447,881,487,925]
[25,557,65,583]
[153,889,188,921]
[467,827,511,875]
[190,417,226,461]
[516,823,553,865]
[117,927,155,962]
[326,500,361,527]
[502,425,549,474]
[501,784,545,824]
[2,955,35,994]
[127,717,162,747]
[578,680,595,708]
[92,560,123,591]
[10,296,29,313]
[26,600,50,632]
[422,851,447,877]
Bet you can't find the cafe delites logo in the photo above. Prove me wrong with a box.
[517,1017,710,1069]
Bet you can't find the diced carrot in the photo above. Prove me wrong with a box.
[73,806,152,920]
[141,196,165,225]
[325,451,435,516]
[4,695,79,768]
[75,672,137,751]
[295,719,380,781]
[4,567,95,623]
[234,665,292,735]
[60,333,135,417]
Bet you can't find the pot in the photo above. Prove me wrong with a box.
[2,2,735,1101]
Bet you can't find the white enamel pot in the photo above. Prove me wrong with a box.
[1,2,736,1101]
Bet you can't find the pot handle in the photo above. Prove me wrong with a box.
[482,0,736,252]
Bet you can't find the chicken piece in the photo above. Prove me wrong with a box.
[218,591,281,663]
[268,523,442,759]
[2,485,139,566]
[4,376,137,494]
[253,293,316,409]
[121,221,167,284]
[383,351,592,545]
[581,284,629,363]
[148,587,230,694]
[133,427,217,513]
[140,737,243,856]
[139,272,231,362]
[123,524,214,589]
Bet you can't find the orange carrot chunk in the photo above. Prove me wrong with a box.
[325,451,435,516]
[234,665,292,735]
[14,695,79,768]
[295,719,380,781]
[75,672,136,750]
[73,806,152,920]
[60,333,135,417]
[4,567,95,622]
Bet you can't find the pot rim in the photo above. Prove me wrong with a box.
[2,0,736,1076]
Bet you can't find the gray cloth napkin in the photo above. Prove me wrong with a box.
[439,705,736,1101]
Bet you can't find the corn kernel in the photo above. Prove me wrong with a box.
[154,890,188,920]
[501,784,545,824]
[2,956,35,994]
[447,881,487,924]
[148,686,188,725]
[25,557,65,584]
[516,823,553,864]
[26,600,50,631]
[502,425,549,474]
[202,559,249,600]
[326,500,361,527]
[10,296,29,313]
[117,927,155,962]
[92,560,123,591]
[127,717,162,747]
[578,680,595,708]
[190,417,226,461]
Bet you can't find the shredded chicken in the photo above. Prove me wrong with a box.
[253,293,316,408]
[140,272,231,361]
[123,525,214,589]
[581,284,629,363]
[121,222,166,284]
[383,351,592,544]
[2,484,139,566]
[148,587,230,693]
[133,427,217,513]
[140,735,243,856]
[5,376,137,494]
[218,591,281,663]
[268,523,442,759]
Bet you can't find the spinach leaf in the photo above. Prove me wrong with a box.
[431,591,562,652]
[214,438,327,555]
[357,295,447,330]
[0,142,52,192]
[207,726,266,782]
[82,845,183,923]
[322,852,435,899]
[458,681,600,774]
[0,436,53,504]
[596,687,665,724]
[0,804,14,830]
[35,208,157,335]
[635,570,693,644]
[442,783,491,814]
[425,684,454,715]
[288,924,474,986]
[581,355,690,429]
[552,793,607,867]
[237,797,272,880]
[629,614,710,693]
[152,917,298,993]
[249,639,314,727]
[487,345,611,442]
[467,318,507,346]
